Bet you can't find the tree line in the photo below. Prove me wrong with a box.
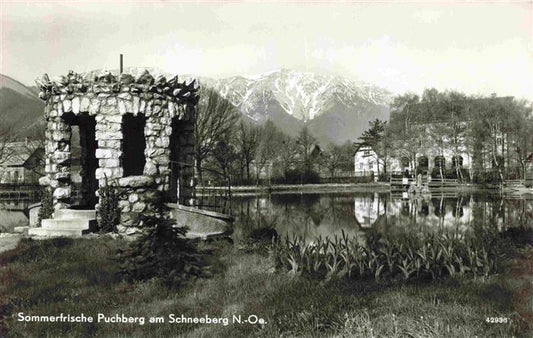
[194,87,354,186]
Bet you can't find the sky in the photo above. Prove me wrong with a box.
[1,1,532,99]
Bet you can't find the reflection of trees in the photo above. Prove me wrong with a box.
[418,200,429,216]
[232,192,531,243]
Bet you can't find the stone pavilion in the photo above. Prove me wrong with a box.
[29,69,199,235]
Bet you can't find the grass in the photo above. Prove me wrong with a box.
[0,236,531,337]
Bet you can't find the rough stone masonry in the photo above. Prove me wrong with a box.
[35,69,199,233]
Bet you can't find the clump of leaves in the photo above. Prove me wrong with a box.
[116,208,204,288]
[37,187,54,226]
[241,226,280,255]
[98,177,121,232]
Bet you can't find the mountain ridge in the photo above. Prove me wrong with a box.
[2,69,391,144]
[0,74,45,138]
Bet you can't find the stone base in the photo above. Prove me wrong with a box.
[166,203,234,240]
[28,209,97,237]
[13,226,30,235]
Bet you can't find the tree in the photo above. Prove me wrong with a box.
[236,121,260,184]
[320,143,351,177]
[194,87,240,183]
[275,135,298,181]
[388,93,422,172]
[504,99,533,180]
[212,139,238,186]
[255,120,282,185]
[359,118,390,175]
[0,122,15,166]
[295,125,318,181]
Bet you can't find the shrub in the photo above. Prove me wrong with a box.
[98,177,121,232]
[116,208,204,288]
[37,187,54,226]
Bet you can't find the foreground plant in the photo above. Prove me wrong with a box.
[274,226,527,283]
[116,208,204,288]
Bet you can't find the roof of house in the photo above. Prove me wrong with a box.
[1,141,43,167]
[353,142,375,156]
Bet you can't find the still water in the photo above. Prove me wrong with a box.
[1,192,531,241]
[232,191,533,243]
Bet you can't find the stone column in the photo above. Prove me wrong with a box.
[95,115,124,185]
[144,98,171,191]
[44,114,72,210]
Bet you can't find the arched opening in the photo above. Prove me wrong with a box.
[63,113,98,208]
[122,114,146,177]
[452,155,463,168]
[432,155,446,179]
[434,156,446,168]
[168,118,186,203]
[417,156,428,175]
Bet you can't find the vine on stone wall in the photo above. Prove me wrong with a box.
[37,187,54,226]
[98,177,121,233]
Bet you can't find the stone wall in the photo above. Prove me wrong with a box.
[36,70,199,233]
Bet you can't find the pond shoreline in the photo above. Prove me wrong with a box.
[199,183,389,195]
[198,182,532,196]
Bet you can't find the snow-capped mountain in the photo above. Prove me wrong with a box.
[11,68,392,145]
[207,69,390,122]
[202,69,391,145]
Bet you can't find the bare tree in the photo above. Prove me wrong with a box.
[194,87,240,183]
[320,143,351,177]
[236,121,260,184]
[296,125,317,179]
[276,135,298,181]
[0,122,15,166]
[255,120,281,185]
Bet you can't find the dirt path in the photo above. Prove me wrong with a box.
[0,234,22,255]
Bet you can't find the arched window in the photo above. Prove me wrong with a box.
[417,156,428,169]
[452,155,463,168]
[434,156,446,168]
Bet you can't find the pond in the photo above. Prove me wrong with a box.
[232,191,533,243]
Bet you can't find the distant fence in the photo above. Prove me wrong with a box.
[0,183,41,201]
[196,185,232,215]
[390,167,531,187]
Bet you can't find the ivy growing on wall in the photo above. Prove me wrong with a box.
[37,187,54,226]
[98,177,121,233]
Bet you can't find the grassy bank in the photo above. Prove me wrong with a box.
[1,236,531,337]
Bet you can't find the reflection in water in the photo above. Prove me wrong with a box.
[233,192,533,243]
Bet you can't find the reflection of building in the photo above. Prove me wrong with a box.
[353,193,385,228]
[0,141,44,184]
